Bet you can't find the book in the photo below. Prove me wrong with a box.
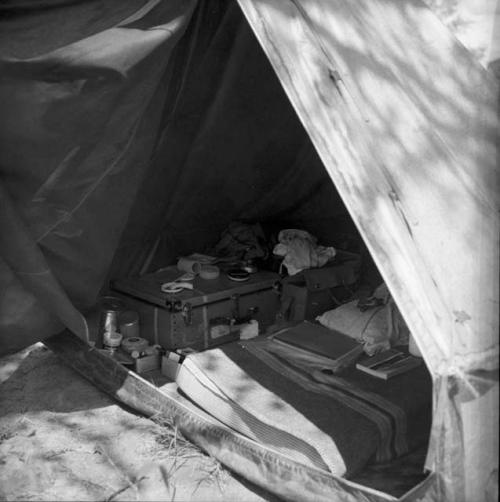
[272,321,364,372]
[356,350,422,379]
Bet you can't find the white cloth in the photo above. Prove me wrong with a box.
[273,229,336,275]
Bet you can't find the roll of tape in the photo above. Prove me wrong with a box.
[227,268,250,282]
[103,330,123,348]
[199,265,220,280]
[161,281,194,293]
[121,337,149,354]
[177,257,201,274]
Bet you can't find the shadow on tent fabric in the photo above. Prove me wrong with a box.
[0,0,197,356]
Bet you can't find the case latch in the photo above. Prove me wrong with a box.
[165,300,182,312]
[231,293,240,321]
[182,302,192,326]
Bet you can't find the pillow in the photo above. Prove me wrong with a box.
[316,300,390,355]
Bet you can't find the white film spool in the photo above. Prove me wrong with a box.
[199,265,220,280]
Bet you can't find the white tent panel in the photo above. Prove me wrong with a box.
[237,0,499,372]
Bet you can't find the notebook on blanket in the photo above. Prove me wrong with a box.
[176,334,432,478]
[271,321,364,372]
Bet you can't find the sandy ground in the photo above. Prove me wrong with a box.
[0,344,276,502]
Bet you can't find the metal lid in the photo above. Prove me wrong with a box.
[99,295,125,312]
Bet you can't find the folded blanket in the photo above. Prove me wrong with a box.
[176,339,432,478]
[177,349,340,472]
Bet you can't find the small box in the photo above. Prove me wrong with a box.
[280,251,361,321]
[161,354,181,381]
[134,353,161,373]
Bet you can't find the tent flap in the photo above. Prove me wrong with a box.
[237,0,499,500]
[237,0,499,372]
[0,0,197,353]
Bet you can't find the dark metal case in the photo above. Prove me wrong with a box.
[111,267,281,350]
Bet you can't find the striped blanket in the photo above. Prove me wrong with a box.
[176,338,432,477]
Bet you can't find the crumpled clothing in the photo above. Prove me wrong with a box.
[213,222,269,261]
[273,229,336,276]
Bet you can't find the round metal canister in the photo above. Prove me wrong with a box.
[97,296,125,348]
[119,310,140,338]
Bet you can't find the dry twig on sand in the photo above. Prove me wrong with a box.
[151,413,227,497]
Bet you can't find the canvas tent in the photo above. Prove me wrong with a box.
[0,0,498,501]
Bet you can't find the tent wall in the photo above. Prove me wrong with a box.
[0,0,201,354]
[107,0,355,280]
[0,0,360,353]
